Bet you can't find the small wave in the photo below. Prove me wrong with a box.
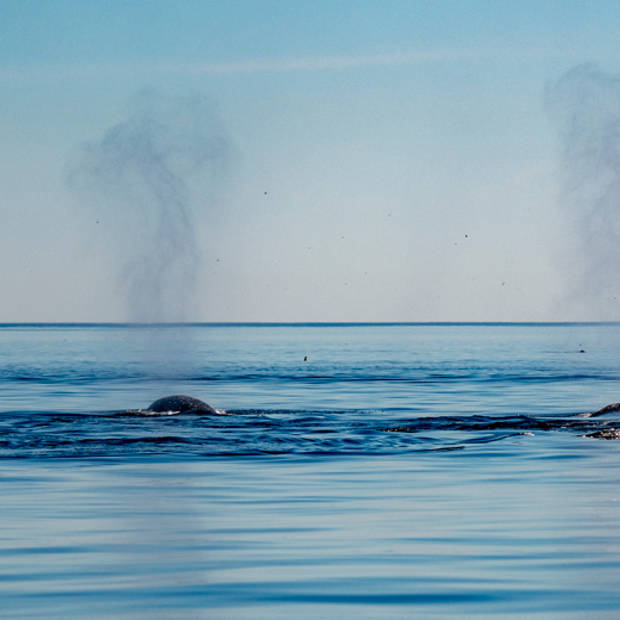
[76,435,195,446]
[113,409,183,417]
[383,415,556,433]
[1,406,620,459]
[113,408,229,417]
[2,364,617,388]
[381,413,615,436]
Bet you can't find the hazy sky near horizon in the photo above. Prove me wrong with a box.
[3,1,620,322]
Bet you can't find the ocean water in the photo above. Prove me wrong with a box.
[2,323,620,618]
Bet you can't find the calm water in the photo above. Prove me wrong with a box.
[2,323,620,618]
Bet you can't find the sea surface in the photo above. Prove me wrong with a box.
[2,322,620,618]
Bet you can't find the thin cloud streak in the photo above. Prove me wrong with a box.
[1,46,577,81]
[182,48,483,73]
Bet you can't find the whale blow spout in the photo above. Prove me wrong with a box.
[147,395,217,414]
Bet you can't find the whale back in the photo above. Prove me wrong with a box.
[147,395,217,414]
[589,402,620,417]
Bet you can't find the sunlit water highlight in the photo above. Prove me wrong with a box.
[2,323,620,618]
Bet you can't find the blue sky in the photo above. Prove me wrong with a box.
[2,1,620,321]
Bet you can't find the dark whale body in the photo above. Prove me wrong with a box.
[147,395,217,414]
[581,402,620,440]
[588,402,620,417]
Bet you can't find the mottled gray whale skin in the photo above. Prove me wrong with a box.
[581,402,620,440]
[588,402,620,417]
[147,395,217,414]
[579,402,620,418]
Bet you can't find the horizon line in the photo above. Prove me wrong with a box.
[1,321,618,327]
